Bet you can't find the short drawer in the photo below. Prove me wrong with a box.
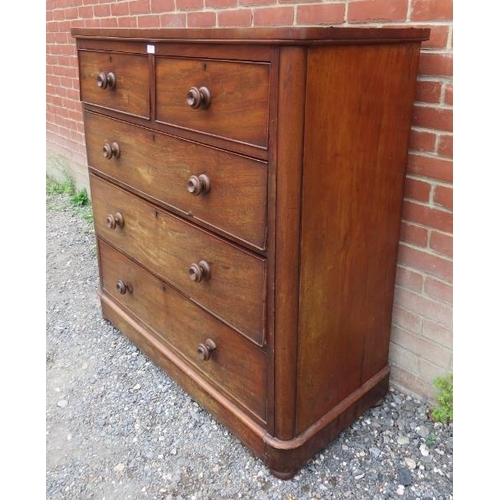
[85,112,267,250]
[90,174,267,346]
[78,50,150,118]
[156,57,270,148]
[98,239,267,421]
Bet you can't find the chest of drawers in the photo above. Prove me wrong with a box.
[72,27,429,478]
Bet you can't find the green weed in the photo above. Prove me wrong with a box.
[430,373,453,424]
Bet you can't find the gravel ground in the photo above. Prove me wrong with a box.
[46,191,453,500]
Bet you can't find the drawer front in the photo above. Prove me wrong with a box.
[98,239,267,421]
[156,57,270,148]
[90,174,266,345]
[79,50,150,118]
[85,112,268,250]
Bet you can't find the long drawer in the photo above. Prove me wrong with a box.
[155,57,270,148]
[85,112,268,250]
[98,239,267,421]
[78,50,150,119]
[90,174,267,346]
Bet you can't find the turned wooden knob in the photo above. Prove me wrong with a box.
[187,174,210,196]
[106,212,124,229]
[102,142,120,159]
[197,339,216,361]
[187,86,211,109]
[116,279,132,295]
[97,71,116,90]
[188,260,210,283]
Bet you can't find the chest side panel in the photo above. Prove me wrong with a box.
[296,43,421,434]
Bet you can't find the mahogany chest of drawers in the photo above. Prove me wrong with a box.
[72,27,429,478]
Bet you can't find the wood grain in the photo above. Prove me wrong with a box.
[91,174,267,346]
[79,50,150,119]
[84,111,268,250]
[156,57,270,148]
[99,239,267,421]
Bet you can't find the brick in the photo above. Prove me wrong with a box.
[390,365,434,401]
[395,265,424,293]
[348,0,408,23]
[78,6,93,18]
[433,185,452,211]
[419,52,453,78]
[159,13,186,27]
[409,128,437,153]
[391,326,452,369]
[397,244,452,281]
[407,153,453,183]
[111,3,130,16]
[130,0,151,15]
[176,0,204,10]
[93,4,111,17]
[413,104,453,132]
[254,7,294,26]
[429,231,452,258]
[418,359,452,387]
[437,134,452,158]
[296,3,345,25]
[392,304,423,334]
[151,0,176,12]
[389,341,418,374]
[394,286,452,327]
[138,15,161,27]
[101,17,120,27]
[187,11,217,27]
[205,0,237,7]
[425,277,452,305]
[218,9,252,27]
[411,0,453,21]
[422,318,453,349]
[421,25,449,50]
[404,177,432,203]
[84,18,101,28]
[402,200,453,233]
[399,221,428,247]
[118,16,139,27]
[64,7,79,20]
[240,0,276,5]
[444,83,453,105]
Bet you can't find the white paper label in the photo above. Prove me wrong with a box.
[147,44,155,54]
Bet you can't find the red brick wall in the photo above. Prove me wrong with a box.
[46,0,453,401]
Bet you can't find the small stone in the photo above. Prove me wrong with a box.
[420,444,429,457]
[132,384,141,391]
[369,447,382,458]
[171,448,177,455]
[57,400,68,408]
[396,485,405,495]
[354,473,365,480]
[417,425,430,438]
[114,463,125,472]
[397,435,409,445]
[398,468,412,486]
[404,457,417,470]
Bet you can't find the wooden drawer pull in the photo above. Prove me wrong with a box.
[97,71,116,90]
[188,260,211,283]
[187,86,211,109]
[102,142,120,159]
[187,174,210,196]
[106,212,124,230]
[116,279,132,295]
[197,339,217,361]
